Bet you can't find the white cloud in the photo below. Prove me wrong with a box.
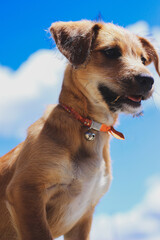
[0,50,66,138]
[127,21,150,36]
[90,176,160,240]
[0,21,160,139]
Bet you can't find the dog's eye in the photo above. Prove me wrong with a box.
[141,56,147,65]
[102,47,122,59]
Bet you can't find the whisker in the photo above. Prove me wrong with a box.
[151,95,160,111]
[111,95,121,104]
[153,90,160,97]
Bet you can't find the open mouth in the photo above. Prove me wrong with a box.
[123,95,143,107]
[126,95,142,103]
[98,85,147,111]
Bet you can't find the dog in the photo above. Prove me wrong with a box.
[0,20,159,240]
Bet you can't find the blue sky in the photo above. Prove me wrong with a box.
[0,0,160,239]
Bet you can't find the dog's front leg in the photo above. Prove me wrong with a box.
[6,183,53,240]
[64,210,93,240]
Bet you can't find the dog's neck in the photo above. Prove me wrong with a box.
[59,64,118,126]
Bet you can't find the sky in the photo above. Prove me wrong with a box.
[0,0,160,239]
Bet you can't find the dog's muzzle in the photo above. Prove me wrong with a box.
[98,73,154,113]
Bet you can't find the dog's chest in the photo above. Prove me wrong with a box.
[63,159,109,228]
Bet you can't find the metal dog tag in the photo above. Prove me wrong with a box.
[84,131,95,141]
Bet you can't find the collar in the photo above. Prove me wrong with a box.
[60,103,125,140]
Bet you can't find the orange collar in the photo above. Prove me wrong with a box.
[60,103,125,140]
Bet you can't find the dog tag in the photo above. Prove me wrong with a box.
[84,131,95,141]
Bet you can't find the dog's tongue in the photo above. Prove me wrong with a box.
[127,95,142,102]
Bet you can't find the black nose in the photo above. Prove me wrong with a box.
[135,74,154,91]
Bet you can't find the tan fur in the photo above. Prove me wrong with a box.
[0,20,159,240]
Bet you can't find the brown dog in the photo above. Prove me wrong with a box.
[0,20,159,240]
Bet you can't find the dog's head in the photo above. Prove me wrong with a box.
[50,20,160,115]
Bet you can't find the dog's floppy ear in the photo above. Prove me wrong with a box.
[50,20,102,66]
[138,36,160,76]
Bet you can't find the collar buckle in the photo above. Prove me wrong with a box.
[90,120,102,131]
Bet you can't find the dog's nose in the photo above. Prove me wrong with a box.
[135,74,154,91]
